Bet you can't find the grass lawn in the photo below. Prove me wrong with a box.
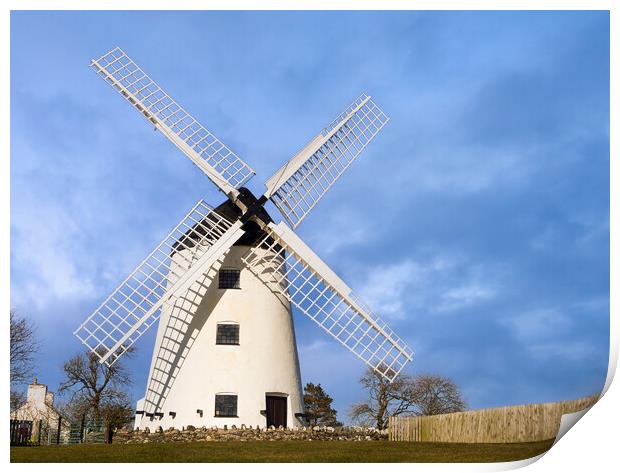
[11,439,554,463]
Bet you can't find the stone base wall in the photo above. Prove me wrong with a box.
[113,425,388,443]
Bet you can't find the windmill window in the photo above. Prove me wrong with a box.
[219,269,241,289]
[216,324,239,345]
[214,394,238,417]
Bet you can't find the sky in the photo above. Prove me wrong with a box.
[10,10,609,422]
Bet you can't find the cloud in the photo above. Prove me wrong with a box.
[498,306,605,363]
[499,308,571,341]
[9,92,208,317]
[572,296,609,313]
[353,255,498,320]
[11,196,96,309]
[436,282,495,312]
[299,339,329,353]
[355,260,419,320]
[575,215,610,247]
[530,224,558,251]
[527,341,598,362]
[408,145,536,196]
[303,207,372,256]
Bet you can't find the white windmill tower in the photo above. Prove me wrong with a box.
[75,47,414,430]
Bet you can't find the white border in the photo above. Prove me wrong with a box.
[3,1,616,472]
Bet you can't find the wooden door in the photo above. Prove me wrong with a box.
[265,395,287,428]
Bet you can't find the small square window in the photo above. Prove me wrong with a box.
[219,269,240,289]
[216,324,239,345]
[215,394,237,417]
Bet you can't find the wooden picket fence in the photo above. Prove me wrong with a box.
[388,394,599,443]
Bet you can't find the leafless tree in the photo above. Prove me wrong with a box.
[349,366,416,429]
[55,395,91,425]
[10,309,39,411]
[350,368,467,429]
[99,393,134,442]
[409,374,467,416]
[58,349,134,442]
[10,390,27,412]
[10,309,38,384]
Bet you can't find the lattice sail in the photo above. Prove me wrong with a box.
[91,47,255,196]
[242,222,413,381]
[74,201,244,366]
[265,94,389,229]
[143,260,223,415]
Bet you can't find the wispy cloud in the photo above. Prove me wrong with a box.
[498,307,605,364]
[527,341,598,362]
[499,308,570,341]
[356,260,420,320]
[408,145,537,195]
[11,196,96,308]
[299,339,329,353]
[437,282,495,312]
[354,255,498,320]
[304,207,372,256]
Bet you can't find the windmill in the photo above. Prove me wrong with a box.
[75,47,414,430]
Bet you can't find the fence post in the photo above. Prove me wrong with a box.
[80,413,86,443]
[57,415,62,445]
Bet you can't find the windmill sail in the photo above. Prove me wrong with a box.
[142,257,224,415]
[74,201,245,366]
[242,221,413,381]
[264,94,389,229]
[91,47,255,197]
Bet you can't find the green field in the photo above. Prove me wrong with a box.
[11,439,554,463]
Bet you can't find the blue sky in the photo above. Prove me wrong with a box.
[10,11,609,421]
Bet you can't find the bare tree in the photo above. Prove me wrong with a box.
[409,374,467,416]
[350,368,467,429]
[349,366,416,430]
[10,309,39,411]
[99,392,134,443]
[10,390,27,412]
[55,395,91,426]
[58,349,134,443]
[10,309,38,384]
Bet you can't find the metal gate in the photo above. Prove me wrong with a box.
[10,420,38,446]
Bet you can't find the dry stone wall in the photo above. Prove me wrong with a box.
[113,425,388,443]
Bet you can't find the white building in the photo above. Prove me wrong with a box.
[134,206,305,431]
[11,378,68,443]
